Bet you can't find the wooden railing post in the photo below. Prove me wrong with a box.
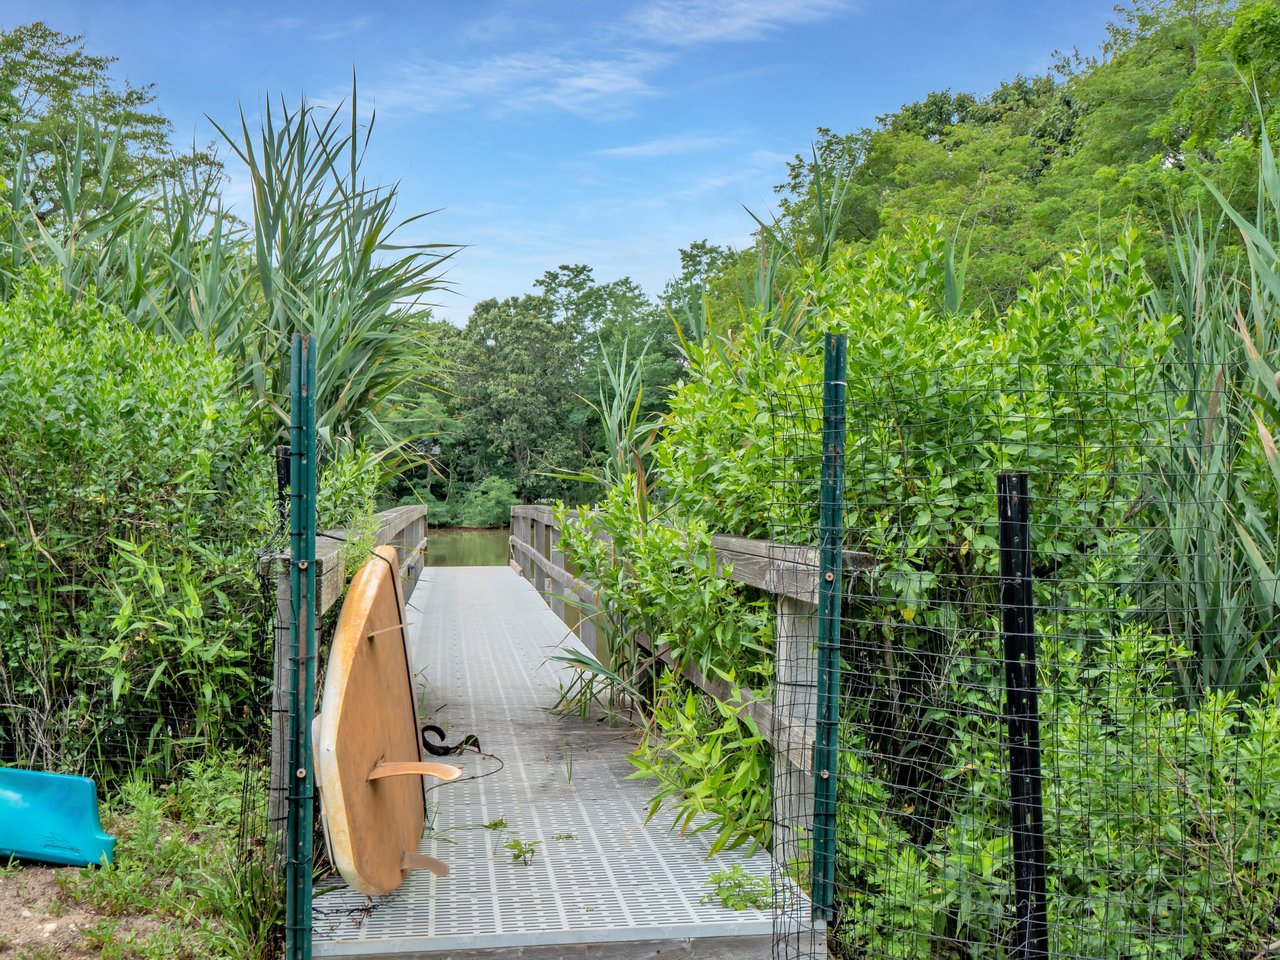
[773,594,820,892]
[521,517,534,580]
[549,528,566,622]
[533,518,547,598]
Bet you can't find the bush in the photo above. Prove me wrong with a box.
[0,269,272,775]
[398,485,458,527]
[565,219,1280,956]
[567,223,1178,844]
[456,476,519,528]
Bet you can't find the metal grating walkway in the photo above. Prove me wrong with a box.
[312,565,774,958]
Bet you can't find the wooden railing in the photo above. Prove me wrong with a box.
[510,505,873,892]
[265,504,429,828]
[508,505,600,653]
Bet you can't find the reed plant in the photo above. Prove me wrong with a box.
[1145,119,1280,694]
[212,81,457,449]
[0,80,455,459]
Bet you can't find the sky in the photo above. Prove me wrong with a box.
[3,0,1121,324]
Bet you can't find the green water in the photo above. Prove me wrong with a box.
[424,527,510,566]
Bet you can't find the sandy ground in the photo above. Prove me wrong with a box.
[0,865,169,957]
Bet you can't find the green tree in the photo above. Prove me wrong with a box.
[450,293,584,501]
[1162,0,1280,172]
[768,0,1275,308]
[537,264,681,421]
[661,239,762,346]
[0,22,217,216]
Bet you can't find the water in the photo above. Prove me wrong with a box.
[424,527,510,567]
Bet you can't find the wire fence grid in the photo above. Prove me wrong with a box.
[0,438,294,865]
[769,347,1280,960]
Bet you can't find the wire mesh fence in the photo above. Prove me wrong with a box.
[770,342,1280,959]
[0,493,283,791]
[0,444,292,891]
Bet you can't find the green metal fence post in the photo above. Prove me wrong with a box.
[286,334,317,960]
[812,332,846,921]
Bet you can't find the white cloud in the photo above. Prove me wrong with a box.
[629,0,851,46]
[363,49,667,119]
[597,133,729,157]
[312,16,377,42]
[257,14,376,42]
[348,0,852,123]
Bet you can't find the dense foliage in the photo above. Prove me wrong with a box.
[568,205,1280,956]
[560,9,1280,943]
[0,271,270,772]
[675,0,1279,321]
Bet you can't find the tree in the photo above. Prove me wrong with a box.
[450,293,585,501]
[537,264,681,420]
[765,0,1276,308]
[1162,0,1280,153]
[0,21,217,216]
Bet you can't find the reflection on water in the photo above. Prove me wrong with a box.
[424,527,510,567]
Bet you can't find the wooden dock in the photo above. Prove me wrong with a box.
[312,565,775,959]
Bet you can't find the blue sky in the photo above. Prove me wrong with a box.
[6,1,1119,324]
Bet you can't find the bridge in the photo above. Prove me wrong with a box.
[279,506,824,958]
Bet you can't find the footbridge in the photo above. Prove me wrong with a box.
[299,505,823,958]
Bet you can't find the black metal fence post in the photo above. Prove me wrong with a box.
[998,473,1048,960]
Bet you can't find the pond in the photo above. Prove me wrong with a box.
[424,527,510,566]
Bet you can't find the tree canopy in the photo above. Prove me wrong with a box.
[770,0,1277,309]
[0,21,217,215]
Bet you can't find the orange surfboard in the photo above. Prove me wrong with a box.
[314,545,460,896]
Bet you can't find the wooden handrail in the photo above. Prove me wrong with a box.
[510,503,575,526]
[509,506,850,769]
[509,536,597,606]
[262,504,429,616]
[711,535,876,604]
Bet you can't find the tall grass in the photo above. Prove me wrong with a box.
[212,82,457,449]
[0,81,456,458]
[1146,122,1280,693]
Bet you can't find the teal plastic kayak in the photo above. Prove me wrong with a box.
[0,767,115,867]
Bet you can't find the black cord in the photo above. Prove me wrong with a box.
[423,750,506,834]
[422,723,482,756]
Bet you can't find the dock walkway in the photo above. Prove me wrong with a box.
[313,565,774,959]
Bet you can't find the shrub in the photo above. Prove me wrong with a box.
[566,223,1180,849]
[456,476,519,528]
[398,485,458,527]
[69,752,281,960]
[565,219,1280,958]
[0,269,272,775]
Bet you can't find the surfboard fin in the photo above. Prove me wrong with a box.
[402,851,449,877]
[368,760,462,782]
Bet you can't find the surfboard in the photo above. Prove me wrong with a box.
[314,545,460,896]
